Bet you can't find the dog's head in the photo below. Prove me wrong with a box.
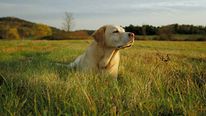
[92,25,135,49]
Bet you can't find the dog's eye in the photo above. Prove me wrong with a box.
[113,30,119,33]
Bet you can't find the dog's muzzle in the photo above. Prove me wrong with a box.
[117,32,135,49]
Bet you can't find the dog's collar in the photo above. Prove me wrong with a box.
[104,49,119,69]
[117,44,132,50]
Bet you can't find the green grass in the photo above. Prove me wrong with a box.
[0,40,206,115]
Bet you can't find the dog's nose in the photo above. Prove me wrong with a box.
[128,32,135,37]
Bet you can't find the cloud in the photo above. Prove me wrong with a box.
[0,0,206,29]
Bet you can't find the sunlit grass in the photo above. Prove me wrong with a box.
[0,40,206,115]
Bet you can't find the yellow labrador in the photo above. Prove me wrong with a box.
[69,25,135,78]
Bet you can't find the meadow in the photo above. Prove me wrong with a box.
[0,40,206,115]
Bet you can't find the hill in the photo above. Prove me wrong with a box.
[1,16,205,41]
[0,17,92,40]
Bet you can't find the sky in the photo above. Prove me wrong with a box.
[0,0,206,30]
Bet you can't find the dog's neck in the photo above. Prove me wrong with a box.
[102,48,119,69]
[93,41,119,69]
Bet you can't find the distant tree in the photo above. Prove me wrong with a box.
[33,24,52,38]
[125,25,136,34]
[158,26,174,40]
[142,25,146,35]
[7,28,20,39]
[18,27,34,38]
[125,24,158,35]
[62,12,74,32]
[0,28,6,39]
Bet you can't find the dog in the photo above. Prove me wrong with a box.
[68,25,135,78]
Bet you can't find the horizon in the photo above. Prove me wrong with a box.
[0,0,206,30]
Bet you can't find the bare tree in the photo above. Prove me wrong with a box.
[62,12,74,32]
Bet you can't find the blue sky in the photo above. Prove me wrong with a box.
[0,0,206,30]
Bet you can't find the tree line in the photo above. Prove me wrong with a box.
[124,24,206,35]
[0,23,52,39]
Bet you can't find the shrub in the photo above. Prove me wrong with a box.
[33,24,52,38]
[158,26,174,40]
[0,28,20,39]
[7,28,20,39]
[18,27,35,38]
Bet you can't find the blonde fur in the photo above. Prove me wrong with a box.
[69,25,134,78]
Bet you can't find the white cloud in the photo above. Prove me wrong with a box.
[0,0,206,29]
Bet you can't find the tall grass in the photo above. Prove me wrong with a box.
[0,40,206,115]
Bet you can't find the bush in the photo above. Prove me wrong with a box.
[18,27,34,38]
[42,31,90,40]
[7,28,20,39]
[33,24,52,38]
[0,28,20,39]
[0,29,6,39]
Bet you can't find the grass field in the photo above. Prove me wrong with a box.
[0,40,206,115]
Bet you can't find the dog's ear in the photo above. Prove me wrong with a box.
[92,26,106,46]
